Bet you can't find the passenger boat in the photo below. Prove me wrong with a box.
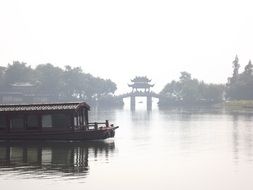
[0,102,118,141]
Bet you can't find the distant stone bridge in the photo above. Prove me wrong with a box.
[116,91,162,110]
[116,76,163,110]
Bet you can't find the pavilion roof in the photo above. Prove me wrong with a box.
[131,76,151,83]
[128,83,154,88]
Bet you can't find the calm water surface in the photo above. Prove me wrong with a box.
[1,107,253,190]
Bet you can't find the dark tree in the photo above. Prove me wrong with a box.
[180,71,191,82]
[226,57,253,100]
[243,60,253,76]
[2,61,34,88]
[34,63,64,95]
[159,71,224,106]
[231,55,240,84]
[0,61,118,104]
[0,66,6,88]
[62,65,84,99]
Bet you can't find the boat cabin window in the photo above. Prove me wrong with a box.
[83,109,88,125]
[52,113,71,128]
[0,115,7,129]
[79,112,83,125]
[74,110,87,127]
[42,114,71,128]
[42,115,52,128]
[27,115,39,128]
[10,115,25,129]
[74,116,78,126]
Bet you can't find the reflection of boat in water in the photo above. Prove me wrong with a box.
[0,141,115,179]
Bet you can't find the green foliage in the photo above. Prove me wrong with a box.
[3,61,34,87]
[243,60,253,76]
[226,57,253,100]
[160,72,224,106]
[35,63,64,94]
[0,66,6,87]
[0,61,117,103]
[224,100,253,108]
[232,55,240,82]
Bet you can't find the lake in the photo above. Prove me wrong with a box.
[1,106,253,190]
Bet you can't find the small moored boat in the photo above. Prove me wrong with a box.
[0,102,118,141]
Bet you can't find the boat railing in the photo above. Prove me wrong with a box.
[88,120,111,130]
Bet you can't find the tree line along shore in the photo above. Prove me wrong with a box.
[159,55,253,107]
[0,56,253,108]
[0,62,122,107]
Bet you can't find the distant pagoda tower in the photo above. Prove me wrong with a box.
[128,76,154,93]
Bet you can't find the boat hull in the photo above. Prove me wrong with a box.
[0,127,118,141]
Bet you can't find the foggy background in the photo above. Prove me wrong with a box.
[0,0,253,93]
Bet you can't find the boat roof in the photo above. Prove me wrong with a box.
[0,102,90,113]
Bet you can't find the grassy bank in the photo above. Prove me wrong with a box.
[222,100,253,108]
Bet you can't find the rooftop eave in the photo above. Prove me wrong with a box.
[0,102,90,112]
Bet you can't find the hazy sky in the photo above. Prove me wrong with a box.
[0,0,253,93]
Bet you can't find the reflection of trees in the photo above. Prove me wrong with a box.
[0,141,115,179]
[231,113,253,163]
[232,114,239,162]
[244,115,253,161]
[159,107,224,118]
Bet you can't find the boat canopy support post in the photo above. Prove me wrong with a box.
[106,120,109,127]
[94,122,98,130]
